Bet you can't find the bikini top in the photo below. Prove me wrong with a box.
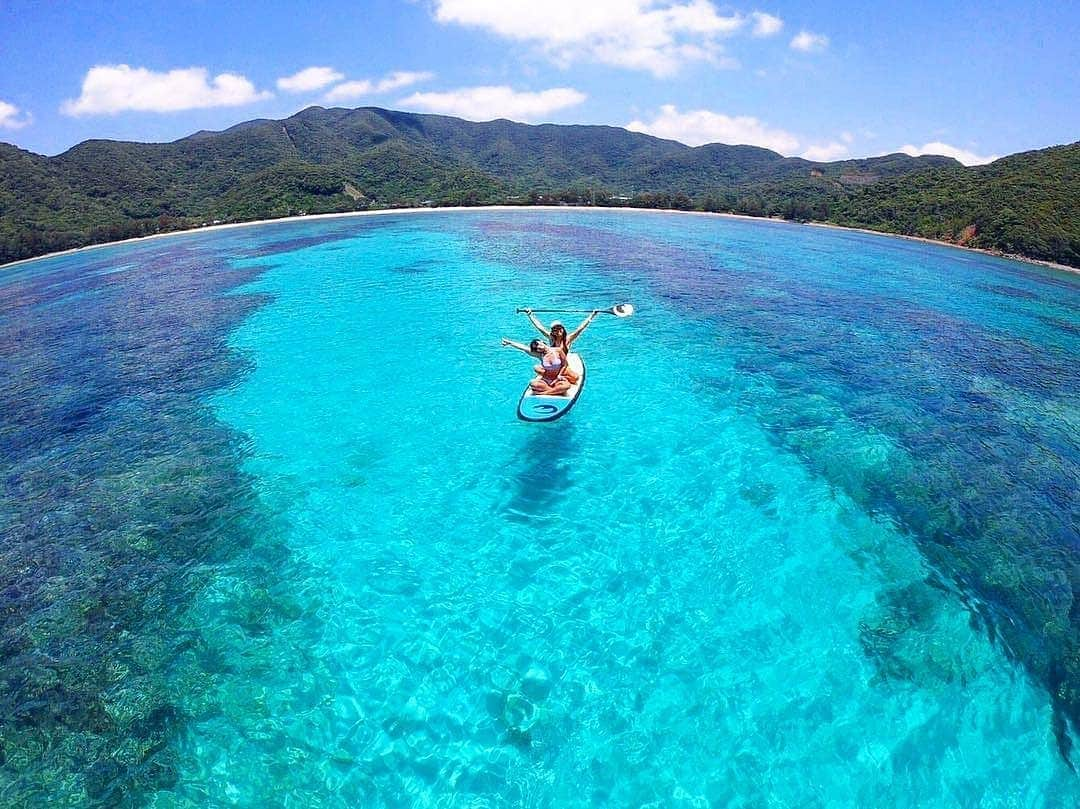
[541,348,564,372]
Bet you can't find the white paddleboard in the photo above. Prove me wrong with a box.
[516,353,586,422]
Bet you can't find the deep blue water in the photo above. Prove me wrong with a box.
[0,210,1077,806]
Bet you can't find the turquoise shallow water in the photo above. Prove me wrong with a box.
[1,210,1078,806]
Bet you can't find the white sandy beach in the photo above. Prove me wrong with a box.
[2,205,1077,276]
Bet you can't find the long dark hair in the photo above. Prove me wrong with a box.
[550,322,568,348]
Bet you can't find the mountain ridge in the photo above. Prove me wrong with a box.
[1,106,1076,268]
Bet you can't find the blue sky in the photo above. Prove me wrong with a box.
[1,1,1077,163]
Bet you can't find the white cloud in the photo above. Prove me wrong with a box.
[899,141,999,166]
[750,11,782,37]
[433,0,745,77]
[324,70,434,103]
[802,141,849,161]
[0,100,32,129]
[375,71,434,93]
[790,30,828,52]
[325,80,374,102]
[61,65,271,116]
[626,104,800,152]
[398,85,586,122]
[277,66,345,93]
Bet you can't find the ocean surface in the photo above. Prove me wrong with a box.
[1,210,1077,807]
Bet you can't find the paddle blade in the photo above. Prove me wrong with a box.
[611,303,635,317]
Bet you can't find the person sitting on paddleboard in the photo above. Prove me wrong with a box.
[522,308,600,385]
[500,338,572,395]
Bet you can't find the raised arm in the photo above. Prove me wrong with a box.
[501,338,537,356]
[566,310,600,348]
[523,309,551,339]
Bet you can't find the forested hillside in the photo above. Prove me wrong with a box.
[831,143,1080,267]
[1,106,1076,267]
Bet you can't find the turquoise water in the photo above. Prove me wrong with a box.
[1,210,1077,806]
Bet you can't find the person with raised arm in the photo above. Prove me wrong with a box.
[521,308,600,385]
[500,337,573,395]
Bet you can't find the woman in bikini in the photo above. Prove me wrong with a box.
[522,308,600,386]
[500,338,573,395]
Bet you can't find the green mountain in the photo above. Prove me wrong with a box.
[1,106,1077,268]
[831,143,1080,266]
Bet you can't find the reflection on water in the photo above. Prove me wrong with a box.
[502,421,577,521]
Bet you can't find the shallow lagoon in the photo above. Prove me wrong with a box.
[1,210,1077,806]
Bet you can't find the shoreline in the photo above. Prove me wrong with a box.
[800,220,1080,276]
[2,205,1077,277]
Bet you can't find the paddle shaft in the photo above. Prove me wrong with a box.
[516,307,620,315]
